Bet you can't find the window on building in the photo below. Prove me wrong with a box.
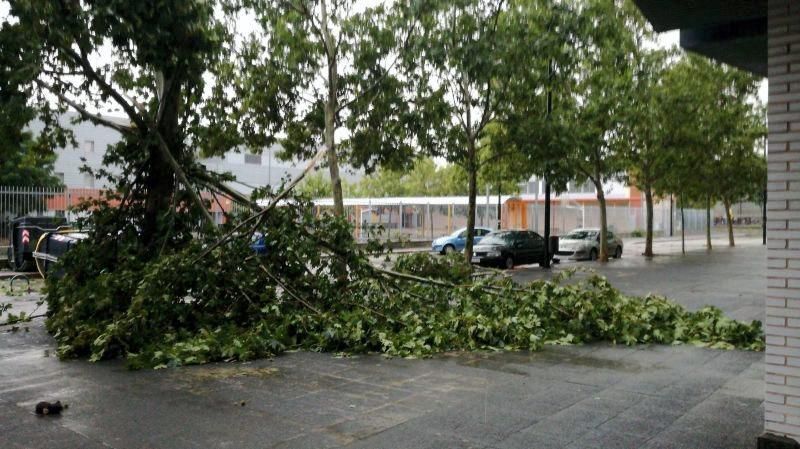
[83,140,95,154]
[244,153,262,165]
[83,173,95,188]
[568,181,595,194]
[54,172,65,184]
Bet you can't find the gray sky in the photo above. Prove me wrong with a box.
[0,2,767,105]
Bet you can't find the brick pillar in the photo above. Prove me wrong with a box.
[766,0,800,442]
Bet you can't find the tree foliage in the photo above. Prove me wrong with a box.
[653,55,765,248]
[0,14,67,187]
[564,0,642,262]
[43,199,764,369]
[2,0,249,254]
[402,0,560,261]
[239,0,420,216]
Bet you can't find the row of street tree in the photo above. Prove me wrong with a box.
[1,0,765,263]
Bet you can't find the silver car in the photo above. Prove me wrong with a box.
[556,228,623,261]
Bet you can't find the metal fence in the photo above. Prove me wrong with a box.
[0,186,764,256]
[0,186,102,255]
[326,198,761,242]
[0,185,251,260]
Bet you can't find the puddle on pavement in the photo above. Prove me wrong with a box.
[183,365,278,382]
[170,365,279,395]
[447,348,642,374]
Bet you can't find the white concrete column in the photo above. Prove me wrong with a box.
[766,0,800,440]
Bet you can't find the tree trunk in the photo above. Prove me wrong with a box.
[644,186,654,258]
[429,204,433,239]
[724,198,735,247]
[464,140,478,262]
[142,73,180,251]
[596,182,609,262]
[680,197,685,255]
[321,0,344,216]
[706,195,712,250]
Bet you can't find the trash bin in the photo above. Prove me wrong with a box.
[7,216,67,272]
[33,231,87,278]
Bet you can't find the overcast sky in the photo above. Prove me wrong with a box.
[0,3,767,106]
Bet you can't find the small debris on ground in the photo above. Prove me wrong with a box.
[35,401,67,416]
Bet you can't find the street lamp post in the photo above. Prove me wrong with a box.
[543,59,554,269]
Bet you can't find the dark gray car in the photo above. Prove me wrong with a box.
[472,230,549,269]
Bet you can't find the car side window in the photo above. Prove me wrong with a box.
[607,232,614,240]
[458,231,466,238]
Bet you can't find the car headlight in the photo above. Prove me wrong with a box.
[487,251,500,257]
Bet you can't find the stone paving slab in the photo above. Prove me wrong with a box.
[0,319,764,449]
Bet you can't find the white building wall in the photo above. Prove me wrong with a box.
[27,113,361,191]
[765,0,800,441]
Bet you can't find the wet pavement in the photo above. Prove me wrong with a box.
[512,235,765,323]
[0,236,766,449]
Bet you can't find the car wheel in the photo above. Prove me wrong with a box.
[589,249,598,261]
[614,246,622,259]
[443,244,456,255]
[504,256,514,270]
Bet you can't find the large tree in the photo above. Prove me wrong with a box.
[655,55,765,251]
[618,49,670,257]
[3,0,248,253]
[493,0,583,202]
[567,0,639,262]
[403,0,569,261]
[241,0,419,216]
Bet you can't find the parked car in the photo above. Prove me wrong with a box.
[432,227,493,254]
[471,230,550,269]
[556,228,623,261]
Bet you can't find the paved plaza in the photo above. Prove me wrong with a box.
[0,236,766,448]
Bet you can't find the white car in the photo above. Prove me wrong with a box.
[556,228,623,261]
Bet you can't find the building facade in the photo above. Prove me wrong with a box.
[29,113,361,192]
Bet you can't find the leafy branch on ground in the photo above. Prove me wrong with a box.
[42,191,764,370]
[0,298,46,329]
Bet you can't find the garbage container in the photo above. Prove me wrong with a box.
[7,216,67,272]
[33,231,87,278]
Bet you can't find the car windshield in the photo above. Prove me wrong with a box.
[564,230,597,240]
[480,232,517,246]
[450,228,466,238]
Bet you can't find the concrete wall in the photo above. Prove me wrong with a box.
[766,0,800,440]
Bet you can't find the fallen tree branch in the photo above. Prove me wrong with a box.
[153,133,217,233]
[194,144,328,262]
[37,80,135,135]
[257,263,321,315]
[1,314,47,327]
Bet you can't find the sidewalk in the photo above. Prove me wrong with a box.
[0,317,764,449]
